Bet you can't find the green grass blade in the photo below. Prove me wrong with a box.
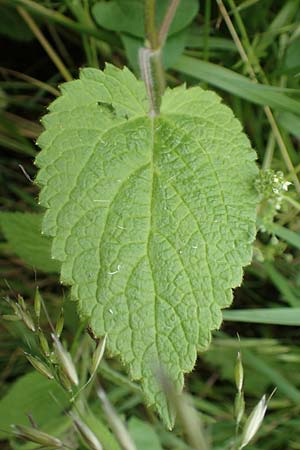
[272,224,300,249]
[186,28,237,51]
[277,112,300,138]
[223,308,300,325]
[243,349,300,403]
[264,262,300,307]
[173,55,300,115]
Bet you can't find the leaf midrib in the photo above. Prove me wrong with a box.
[146,116,160,363]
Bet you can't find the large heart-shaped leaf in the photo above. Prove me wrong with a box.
[92,0,198,38]
[36,65,258,426]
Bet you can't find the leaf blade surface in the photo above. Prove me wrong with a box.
[36,65,258,426]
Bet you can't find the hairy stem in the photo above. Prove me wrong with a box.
[158,0,181,46]
[142,0,163,115]
[139,48,165,116]
[142,0,180,116]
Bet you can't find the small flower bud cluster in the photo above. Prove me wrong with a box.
[256,169,291,207]
[11,424,64,448]
[256,169,292,231]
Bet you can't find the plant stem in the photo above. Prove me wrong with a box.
[142,0,162,115]
[262,132,275,171]
[203,0,211,61]
[142,0,180,115]
[158,0,181,46]
[145,0,159,49]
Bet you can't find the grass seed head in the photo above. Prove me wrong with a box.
[90,334,107,376]
[17,295,26,310]
[34,287,42,320]
[51,333,79,386]
[55,308,64,338]
[235,391,245,426]
[38,329,50,356]
[240,394,268,448]
[12,424,63,448]
[70,413,103,450]
[235,352,244,393]
[25,353,54,380]
[19,309,36,332]
[1,314,20,321]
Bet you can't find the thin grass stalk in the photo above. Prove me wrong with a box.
[0,67,59,96]
[17,7,72,82]
[11,0,115,47]
[217,0,300,192]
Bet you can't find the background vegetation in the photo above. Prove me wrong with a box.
[1,0,300,449]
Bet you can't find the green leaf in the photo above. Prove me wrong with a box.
[277,112,300,138]
[36,65,258,426]
[0,5,34,41]
[186,28,237,51]
[83,412,122,450]
[0,372,69,438]
[284,37,300,71]
[92,0,198,38]
[93,0,194,72]
[128,417,163,450]
[0,212,60,273]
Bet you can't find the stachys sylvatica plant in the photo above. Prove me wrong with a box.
[35,0,258,427]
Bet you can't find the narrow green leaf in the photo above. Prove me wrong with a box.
[263,262,300,307]
[284,37,300,71]
[243,349,300,403]
[271,224,300,249]
[36,65,258,426]
[277,112,300,137]
[84,412,122,450]
[223,308,300,325]
[0,212,60,273]
[186,28,237,51]
[128,417,163,450]
[173,55,300,115]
